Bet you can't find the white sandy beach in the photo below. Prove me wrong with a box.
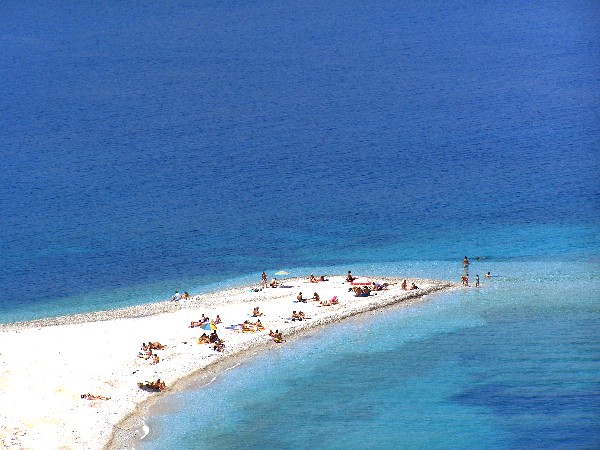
[0,275,456,449]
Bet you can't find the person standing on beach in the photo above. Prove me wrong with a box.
[261,272,267,288]
[171,291,181,301]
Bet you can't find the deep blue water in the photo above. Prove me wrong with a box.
[1,0,599,448]
[1,0,598,323]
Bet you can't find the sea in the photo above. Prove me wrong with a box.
[1,0,599,448]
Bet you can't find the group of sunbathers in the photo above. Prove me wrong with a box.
[198,330,225,351]
[309,274,328,283]
[240,319,265,332]
[171,291,190,302]
[352,286,371,297]
[138,342,165,363]
[371,282,390,291]
[401,279,419,290]
[297,292,322,303]
[138,379,166,392]
[190,314,222,328]
[147,342,166,350]
[269,329,285,343]
[347,271,397,291]
[291,310,310,321]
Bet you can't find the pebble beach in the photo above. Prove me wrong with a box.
[0,275,456,449]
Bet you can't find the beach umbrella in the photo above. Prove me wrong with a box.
[202,323,217,330]
[274,270,290,276]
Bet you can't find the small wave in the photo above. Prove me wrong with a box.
[203,376,218,387]
[202,363,240,387]
[138,420,150,440]
[224,362,241,372]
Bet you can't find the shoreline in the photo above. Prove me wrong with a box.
[0,275,458,449]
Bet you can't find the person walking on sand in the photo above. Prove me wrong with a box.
[261,272,267,288]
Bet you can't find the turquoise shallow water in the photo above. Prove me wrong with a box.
[140,260,600,449]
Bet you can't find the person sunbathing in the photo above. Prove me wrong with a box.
[151,354,160,365]
[371,282,389,291]
[361,286,371,296]
[320,298,332,306]
[312,292,320,302]
[212,340,225,352]
[330,296,339,305]
[252,307,263,317]
[149,342,166,350]
[269,329,285,343]
[190,320,202,328]
[309,274,318,283]
[269,278,279,288]
[291,310,302,321]
[209,331,220,343]
[181,292,190,301]
[241,321,257,332]
[198,333,210,344]
[81,393,111,400]
[346,271,356,282]
[410,282,419,290]
[296,292,307,303]
[299,311,310,319]
[214,315,222,324]
[138,342,149,354]
[143,348,153,360]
